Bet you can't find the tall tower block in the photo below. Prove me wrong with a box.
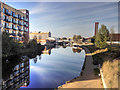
[95,22,99,36]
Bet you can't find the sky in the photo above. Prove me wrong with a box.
[6,2,118,38]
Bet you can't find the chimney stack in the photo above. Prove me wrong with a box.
[95,22,99,36]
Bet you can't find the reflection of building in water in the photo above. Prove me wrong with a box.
[2,58,30,90]
[72,48,81,53]
[42,46,52,55]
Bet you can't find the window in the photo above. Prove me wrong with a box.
[3,7,5,13]
[6,30,9,33]
[6,16,8,20]
[6,23,9,27]
[11,18,12,22]
[10,24,12,28]
[6,9,8,13]
[3,15,5,20]
[12,12,15,16]
[18,14,21,19]
[23,16,25,20]
[10,11,12,15]
[3,22,5,27]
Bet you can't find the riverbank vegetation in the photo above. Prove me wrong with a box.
[86,44,120,88]
[85,24,120,88]
[73,35,82,44]
[2,32,45,59]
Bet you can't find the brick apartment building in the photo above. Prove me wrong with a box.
[0,2,29,43]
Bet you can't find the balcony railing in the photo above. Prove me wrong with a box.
[5,25,11,29]
[24,29,27,32]
[12,27,17,30]
[18,22,23,26]
[6,19,11,23]
[12,20,16,24]
[10,33,16,36]
[20,17,23,20]
[13,14,18,18]
[24,18,28,22]
[5,12,12,16]
[18,33,22,37]
[18,29,23,32]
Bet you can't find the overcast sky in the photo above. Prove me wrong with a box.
[6,2,118,38]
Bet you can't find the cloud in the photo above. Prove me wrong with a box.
[28,2,118,37]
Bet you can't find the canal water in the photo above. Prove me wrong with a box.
[20,47,85,88]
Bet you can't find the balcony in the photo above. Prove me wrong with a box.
[24,18,28,22]
[18,33,22,37]
[6,19,11,23]
[18,28,23,32]
[18,22,23,26]
[20,17,23,20]
[12,27,17,30]
[12,20,17,24]
[23,29,27,32]
[5,25,11,29]
[13,14,18,18]
[5,12,12,16]
[10,33,16,36]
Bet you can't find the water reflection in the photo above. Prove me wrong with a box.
[2,57,30,90]
[42,46,52,55]
[72,48,82,53]
[2,45,85,89]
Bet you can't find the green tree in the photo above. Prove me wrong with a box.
[2,32,21,57]
[27,39,37,53]
[95,24,109,48]
[73,35,82,43]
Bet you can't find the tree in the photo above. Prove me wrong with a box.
[2,32,21,57]
[95,24,109,48]
[73,35,82,43]
[27,39,37,53]
[23,33,29,47]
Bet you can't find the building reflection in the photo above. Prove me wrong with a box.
[2,57,30,90]
[42,46,52,55]
[72,48,82,53]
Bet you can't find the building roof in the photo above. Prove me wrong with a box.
[30,32,50,34]
[110,33,120,41]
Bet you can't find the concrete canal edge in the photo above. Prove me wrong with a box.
[99,64,107,90]
[57,46,92,88]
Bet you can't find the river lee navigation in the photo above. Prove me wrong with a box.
[2,46,85,89]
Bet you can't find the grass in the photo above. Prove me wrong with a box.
[102,59,119,88]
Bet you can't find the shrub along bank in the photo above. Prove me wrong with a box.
[2,32,45,59]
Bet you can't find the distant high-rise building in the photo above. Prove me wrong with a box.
[0,2,29,43]
[95,22,99,36]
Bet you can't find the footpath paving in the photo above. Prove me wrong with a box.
[59,47,103,88]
